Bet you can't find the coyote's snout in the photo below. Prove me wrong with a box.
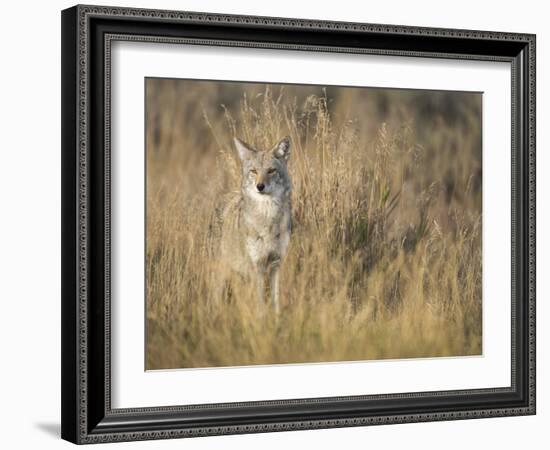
[216,136,292,312]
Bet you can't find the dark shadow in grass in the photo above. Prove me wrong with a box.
[35,422,60,438]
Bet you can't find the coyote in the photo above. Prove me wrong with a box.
[214,136,292,312]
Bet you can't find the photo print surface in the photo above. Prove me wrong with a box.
[145,78,482,370]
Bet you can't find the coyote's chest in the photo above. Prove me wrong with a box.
[243,197,291,268]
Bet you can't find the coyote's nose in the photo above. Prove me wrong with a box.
[256,183,265,192]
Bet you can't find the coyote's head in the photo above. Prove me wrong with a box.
[233,137,291,199]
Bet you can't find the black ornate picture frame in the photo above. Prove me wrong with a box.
[61,4,536,444]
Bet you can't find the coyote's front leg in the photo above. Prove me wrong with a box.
[269,264,280,313]
[255,267,265,307]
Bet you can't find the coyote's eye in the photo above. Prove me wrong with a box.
[267,168,276,174]
[250,169,257,175]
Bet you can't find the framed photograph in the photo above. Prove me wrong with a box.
[61,4,536,444]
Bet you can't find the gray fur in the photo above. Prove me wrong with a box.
[216,136,292,312]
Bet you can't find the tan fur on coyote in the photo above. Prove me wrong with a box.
[212,136,292,312]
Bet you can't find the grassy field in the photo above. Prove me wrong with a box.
[145,79,482,369]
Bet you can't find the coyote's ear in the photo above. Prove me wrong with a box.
[273,136,291,161]
[234,137,256,161]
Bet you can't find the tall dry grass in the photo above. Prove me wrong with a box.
[145,79,482,369]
